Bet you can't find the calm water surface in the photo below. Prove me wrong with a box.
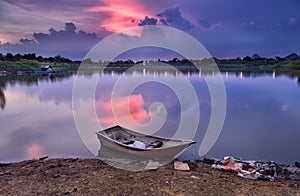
[0,71,299,163]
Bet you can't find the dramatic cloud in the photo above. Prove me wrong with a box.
[138,16,158,26]
[97,94,150,127]
[86,0,153,32]
[0,23,110,60]
[157,6,194,31]
[0,0,63,43]
[1,0,109,37]
[1,0,300,58]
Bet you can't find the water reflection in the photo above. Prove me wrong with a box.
[0,88,6,109]
[1,71,300,164]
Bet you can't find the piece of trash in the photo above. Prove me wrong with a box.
[145,160,161,170]
[206,156,300,181]
[190,175,199,179]
[174,161,190,171]
[211,156,242,172]
[39,156,49,161]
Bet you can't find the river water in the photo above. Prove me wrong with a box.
[0,70,299,164]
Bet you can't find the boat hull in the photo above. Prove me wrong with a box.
[96,125,196,160]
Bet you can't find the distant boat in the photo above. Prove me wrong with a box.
[96,125,196,159]
[40,65,52,73]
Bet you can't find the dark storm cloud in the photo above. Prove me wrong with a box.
[0,23,111,60]
[157,6,194,31]
[138,16,158,26]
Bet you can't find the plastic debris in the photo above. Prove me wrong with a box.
[207,156,300,181]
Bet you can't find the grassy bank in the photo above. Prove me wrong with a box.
[0,61,79,72]
[1,61,300,76]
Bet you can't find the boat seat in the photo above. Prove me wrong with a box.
[148,140,163,148]
[117,138,134,145]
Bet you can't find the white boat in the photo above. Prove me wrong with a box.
[96,125,196,159]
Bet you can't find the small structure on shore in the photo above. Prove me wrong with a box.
[40,65,52,73]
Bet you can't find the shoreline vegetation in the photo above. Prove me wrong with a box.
[0,158,299,195]
[0,53,300,76]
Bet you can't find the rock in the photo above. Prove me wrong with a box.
[174,161,190,171]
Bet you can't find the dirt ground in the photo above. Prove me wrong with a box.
[0,158,299,195]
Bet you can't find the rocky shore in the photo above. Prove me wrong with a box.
[0,158,299,195]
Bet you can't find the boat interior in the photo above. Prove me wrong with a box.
[100,126,188,149]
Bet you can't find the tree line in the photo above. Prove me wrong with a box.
[0,53,72,63]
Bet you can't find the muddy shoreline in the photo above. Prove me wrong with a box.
[0,158,299,195]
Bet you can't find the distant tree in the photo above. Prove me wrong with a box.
[275,56,284,62]
[36,56,43,61]
[243,56,252,61]
[82,58,93,64]
[14,53,22,60]
[47,57,55,62]
[136,60,143,64]
[5,53,15,61]
[124,59,134,64]
[23,53,36,60]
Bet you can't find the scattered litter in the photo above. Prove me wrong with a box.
[190,175,199,179]
[207,156,300,181]
[145,161,161,170]
[39,156,49,161]
[174,161,190,171]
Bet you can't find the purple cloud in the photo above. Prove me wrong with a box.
[157,6,194,31]
[1,0,300,59]
[138,16,158,26]
[0,23,111,60]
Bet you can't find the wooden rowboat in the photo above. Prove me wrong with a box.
[96,125,196,159]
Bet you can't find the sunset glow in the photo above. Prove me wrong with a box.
[86,0,151,32]
[26,143,42,160]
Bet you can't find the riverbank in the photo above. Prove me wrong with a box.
[0,158,299,195]
[1,60,300,75]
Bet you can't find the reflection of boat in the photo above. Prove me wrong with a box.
[96,125,196,159]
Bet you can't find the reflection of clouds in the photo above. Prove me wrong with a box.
[0,88,91,162]
[26,78,73,106]
[281,104,288,112]
[26,143,42,160]
[97,94,151,127]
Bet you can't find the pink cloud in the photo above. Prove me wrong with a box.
[86,0,153,32]
[97,94,150,127]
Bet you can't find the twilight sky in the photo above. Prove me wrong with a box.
[0,0,299,60]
